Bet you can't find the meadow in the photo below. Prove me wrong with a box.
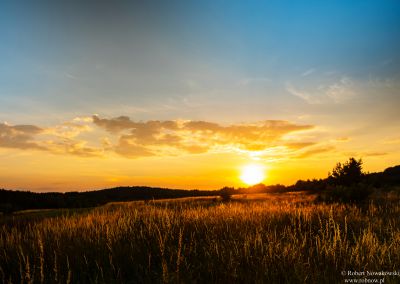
[1,193,399,283]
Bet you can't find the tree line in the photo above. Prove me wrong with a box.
[1,158,399,213]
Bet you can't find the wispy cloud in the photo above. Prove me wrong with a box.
[325,77,355,103]
[286,83,322,104]
[286,76,355,104]
[382,137,400,145]
[343,151,388,158]
[295,146,335,159]
[333,137,351,143]
[364,152,387,157]
[301,68,316,77]
[237,77,271,86]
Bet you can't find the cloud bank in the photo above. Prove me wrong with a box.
[0,115,325,160]
[93,115,314,157]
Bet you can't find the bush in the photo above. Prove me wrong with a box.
[317,183,373,203]
[219,187,234,202]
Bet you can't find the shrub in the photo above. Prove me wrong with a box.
[317,183,373,203]
[219,187,234,201]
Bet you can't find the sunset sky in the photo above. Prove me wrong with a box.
[1,0,400,191]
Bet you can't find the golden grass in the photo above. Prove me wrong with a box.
[1,193,399,283]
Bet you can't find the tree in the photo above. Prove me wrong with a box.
[219,187,234,201]
[328,157,363,186]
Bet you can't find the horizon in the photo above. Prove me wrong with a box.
[2,159,398,194]
[1,1,400,192]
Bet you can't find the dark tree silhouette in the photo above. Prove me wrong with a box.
[328,157,363,186]
[219,187,234,201]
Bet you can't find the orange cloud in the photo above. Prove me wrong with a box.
[93,115,315,158]
[0,123,45,150]
[295,146,335,158]
[0,116,317,159]
[0,120,102,157]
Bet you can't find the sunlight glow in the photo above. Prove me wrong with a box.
[240,164,265,185]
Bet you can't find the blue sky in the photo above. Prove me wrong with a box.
[1,0,399,124]
[0,1,400,190]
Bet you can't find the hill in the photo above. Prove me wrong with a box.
[0,186,221,213]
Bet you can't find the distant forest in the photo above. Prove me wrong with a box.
[1,161,399,213]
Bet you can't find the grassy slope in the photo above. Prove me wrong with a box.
[1,193,399,283]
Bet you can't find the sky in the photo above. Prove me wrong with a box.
[0,0,399,191]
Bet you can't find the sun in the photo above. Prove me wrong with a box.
[240,164,265,185]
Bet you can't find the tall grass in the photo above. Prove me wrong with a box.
[1,194,399,283]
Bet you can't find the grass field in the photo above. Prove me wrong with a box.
[1,193,399,283]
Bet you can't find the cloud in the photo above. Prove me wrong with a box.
[237,77,271,86]
[301,68,316,77]
[383,137,400,145]
[286,76,355,104]
[45,122,92,139]
[1,116,318,160]
[0,119,103,157]
[93,115,314,158]
[46,139,103,157]
[333,137,350,143]
[92,115,139,133]
[286,83,322,104]
[0,123,45,150]
[343,151,388,158]
[115,135,155,158]
[325,77,355,103]
[284,142,316,149]
[364,152,387,157]
[295,146,335,159]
